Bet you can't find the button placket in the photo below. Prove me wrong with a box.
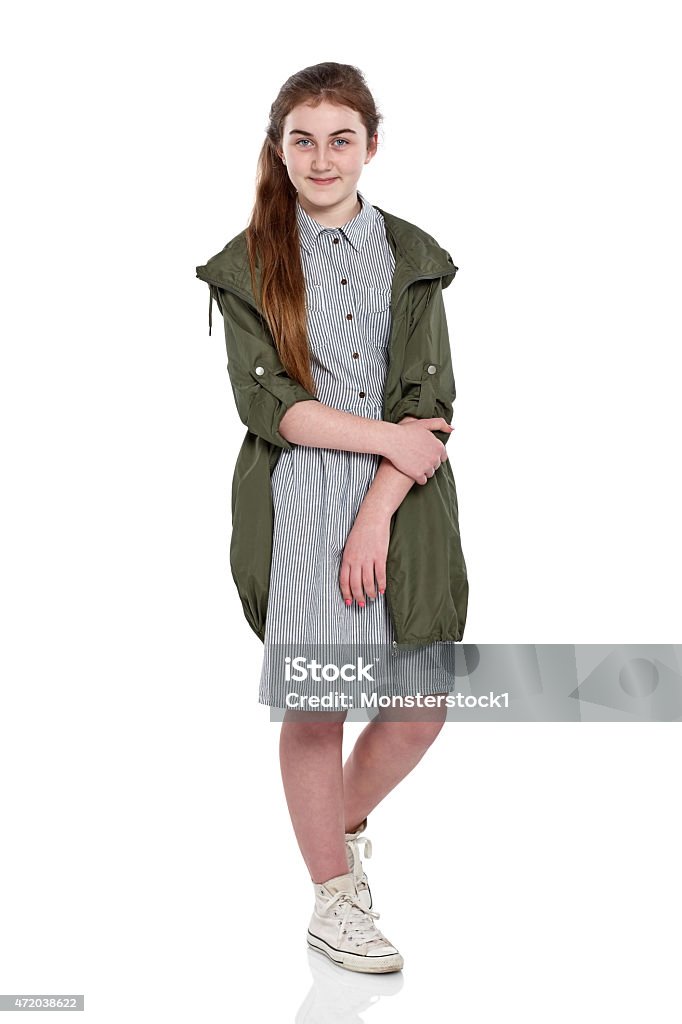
[330,233,367,403]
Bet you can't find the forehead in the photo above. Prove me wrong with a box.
[284,100,364,133]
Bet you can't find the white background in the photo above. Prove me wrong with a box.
[1,1,680,1021]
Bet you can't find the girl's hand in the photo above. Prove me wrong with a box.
[385,416,454,485]
[339,506,391,607]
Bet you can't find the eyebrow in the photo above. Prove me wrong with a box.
[288,128,357,138]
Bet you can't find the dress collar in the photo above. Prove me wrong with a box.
[296,189,378,254]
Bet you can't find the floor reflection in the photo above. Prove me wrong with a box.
[295,947,404,1022]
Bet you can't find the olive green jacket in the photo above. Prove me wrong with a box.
[195,202,468,650]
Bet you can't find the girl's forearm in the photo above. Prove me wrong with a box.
[357,413,419,519]
[358,457,415,518]
[279,400,399,458]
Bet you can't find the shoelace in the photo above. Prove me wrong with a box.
[319,889,388,950]
[346,833,372,887]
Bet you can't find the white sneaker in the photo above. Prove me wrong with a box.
[345,818,373,910]
[307,871,404,974]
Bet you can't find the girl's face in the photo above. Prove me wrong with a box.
[279,100,377,211]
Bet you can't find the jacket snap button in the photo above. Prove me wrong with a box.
[427,364,437,374]
[255,366,265,376]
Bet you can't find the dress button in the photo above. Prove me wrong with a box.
[341,278,347,285]
[332,237,339,244]
[352,352,359,359]
[255,366,265,376]
[427,364,437,374]
[346,313,353,320]
[359,391,366,398]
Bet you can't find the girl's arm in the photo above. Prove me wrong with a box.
[213,284,411,458]
[211,287,452,479]
[279,401,400,459]
[280,404,453,486]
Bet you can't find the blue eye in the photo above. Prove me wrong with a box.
[295,138,349,147]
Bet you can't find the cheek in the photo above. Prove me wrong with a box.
[287,157,306,174]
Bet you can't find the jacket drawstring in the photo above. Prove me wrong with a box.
[208,286,213,337]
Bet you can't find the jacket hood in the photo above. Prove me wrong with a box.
[196,204,458,315]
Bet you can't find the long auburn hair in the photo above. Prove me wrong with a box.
[245,62,383,396]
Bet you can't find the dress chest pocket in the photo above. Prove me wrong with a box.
[357,286,392,349]
[305,283,326,313]
[358,286,392,313]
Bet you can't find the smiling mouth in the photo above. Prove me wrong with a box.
[309,177,338,183]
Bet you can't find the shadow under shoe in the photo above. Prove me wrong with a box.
[307,871,403,974]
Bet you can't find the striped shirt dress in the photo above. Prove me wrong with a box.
[258,190,458,710]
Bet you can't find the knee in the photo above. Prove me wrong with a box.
[280,712,346,745]
[386,718,445,750]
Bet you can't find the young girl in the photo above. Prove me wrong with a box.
[196,62,468,974]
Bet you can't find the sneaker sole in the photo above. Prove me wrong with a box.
[307,930,404,973]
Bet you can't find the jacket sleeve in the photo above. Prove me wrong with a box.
[210,284,320,450]
[392,280,458,447]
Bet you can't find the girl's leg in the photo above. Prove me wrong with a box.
[342,692,449,832]
[279,706,349,884]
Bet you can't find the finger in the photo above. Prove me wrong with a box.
[363,563,377,601]
[350,563,366,606]
[420,418,454,431]
[339,560,353,606]
[375,561,387,596]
